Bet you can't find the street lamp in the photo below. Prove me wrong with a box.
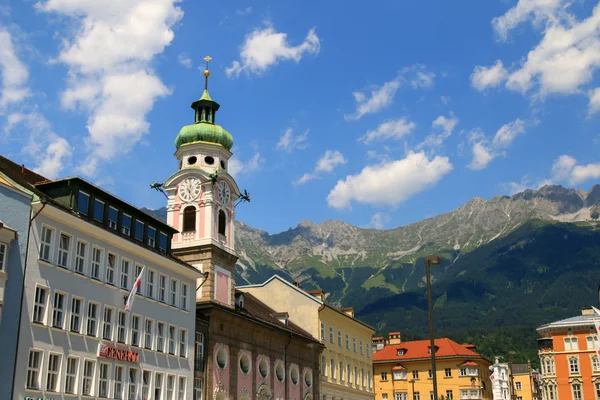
[425,255,442,400]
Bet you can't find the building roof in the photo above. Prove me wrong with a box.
[537,310,597,332]
[392,365,406,370]
[373,338,485,363]
[460,361,479,367]
[198,291,322,345]
[510,364,529,375]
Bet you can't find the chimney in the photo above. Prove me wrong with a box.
[294,281,299,287]
[464,343,477,351]
[307,289,325,301]
[388,332,402,345]
[341,307,354,318]
[372,337,386,352]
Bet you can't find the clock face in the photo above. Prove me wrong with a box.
[217,181,231,205]
[178,178,202,202]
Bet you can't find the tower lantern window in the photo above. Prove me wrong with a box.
[218,210,226,236]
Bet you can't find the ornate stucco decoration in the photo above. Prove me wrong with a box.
[256,383,273,400]
[213,381,229,400]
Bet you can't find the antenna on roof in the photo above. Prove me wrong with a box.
[150,181,168,198]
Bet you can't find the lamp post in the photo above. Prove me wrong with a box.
[425,255,442,400]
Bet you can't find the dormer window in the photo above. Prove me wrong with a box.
[397,349,406,356]
[428,346,438,354]
[235,293,244,309]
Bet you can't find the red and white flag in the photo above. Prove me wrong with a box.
[125,266,146,312]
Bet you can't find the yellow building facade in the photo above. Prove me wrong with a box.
[510,363,540,400]
[373,334,492,400]
[239,275,376,400]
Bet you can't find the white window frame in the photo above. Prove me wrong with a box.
[196,332,204,366]
[108,206,118,230]
[64,356,78,394]
[131,315,141,347]
[144,318,153,350]
[167,375,175,400]
[91,246,103,280]
[106,252,116,285]
[57,232,72,268]
[39,225,54,262]
[121,258,131,290]
[135,264,144,295]
[181,283,189,310]
[33,285,48,324]
[569,357,580,374]
[0,242,7,271]
[178,376,186,400]
[81,359,95,396]
[516,382,522,390]
[86,301,99,337]
[170,278,178,307]
[74,239,87,274]
[592,355,600,372]
[102,306,114,341]
[168,325,176,355]
[114,365,124,400]
[572,383,583,400]
[445,368,452,377]
[142,370,151,400]
[128,367,138,400]
[69,296,83,333]
[147,269,156,299]
[26,349,43,390]
[381,372,388,381]
[52,290,66,329]
[194,377,203,400]
[147,226,156,247]
[179,328,188,358]
[117,310,127,344]
[159,274,167,303]
[98,362,110,398]
[320,322,325,341]
[155,372,164,400]
[121,213,132,236]
[157,321,166,352]
[46,353,61,392]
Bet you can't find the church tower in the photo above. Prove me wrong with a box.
[164,57,239,307]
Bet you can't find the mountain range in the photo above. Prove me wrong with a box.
[143,184,600,364]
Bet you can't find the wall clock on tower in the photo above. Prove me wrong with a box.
[178,178,202,202]
[217,181,231,205]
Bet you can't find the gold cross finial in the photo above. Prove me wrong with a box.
[203,56,212,89]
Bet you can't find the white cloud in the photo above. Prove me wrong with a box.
[467,129,498,170]
[410,69,436,89]
[368,212,390,229]
[236,7,253,15]
[415,114,459,151]
[588,88,600,115]
[178,53,192,68]
[37,0,183,176]
[551,154,577,180]
[440,95,450,105]
[225,24,320,78]
[295,150,346,185]
[467,119,526,170]
[276,128,309,152]
[6,112,72,178]
[470,60,508,91]
[492,118,526,148]
[491,0,567,41]
[0,26,29,108]
[228,152,264,178]
[551,154,600,185]
[504,175,554,195]
[359,118,415,144]
[344,77,401,121]
[500,2,600,95]
[326,151,453,209]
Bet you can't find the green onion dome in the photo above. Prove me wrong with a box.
[175,121,233,150]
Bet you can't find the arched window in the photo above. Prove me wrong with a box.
[182,206,196,232]
[218,210,226,236]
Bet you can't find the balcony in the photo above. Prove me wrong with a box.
[182,231,195,241]
[460,389,482,400]
[538,338,554,352]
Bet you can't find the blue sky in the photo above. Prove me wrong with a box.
[1,0,600,233]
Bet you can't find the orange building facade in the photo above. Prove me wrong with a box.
[537,308,600,400]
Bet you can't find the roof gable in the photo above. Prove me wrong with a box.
[373,338,482,362]
[237,274,324,305]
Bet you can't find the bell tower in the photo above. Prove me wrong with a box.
[164,57,239,307]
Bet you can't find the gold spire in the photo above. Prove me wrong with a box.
[203,56,212,90]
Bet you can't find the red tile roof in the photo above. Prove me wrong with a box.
[460,361,479,367]
[373,338,482,363]
[392,365,406,370]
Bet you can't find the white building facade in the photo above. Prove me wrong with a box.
[490,358,511,400]
[13,177,203,400]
